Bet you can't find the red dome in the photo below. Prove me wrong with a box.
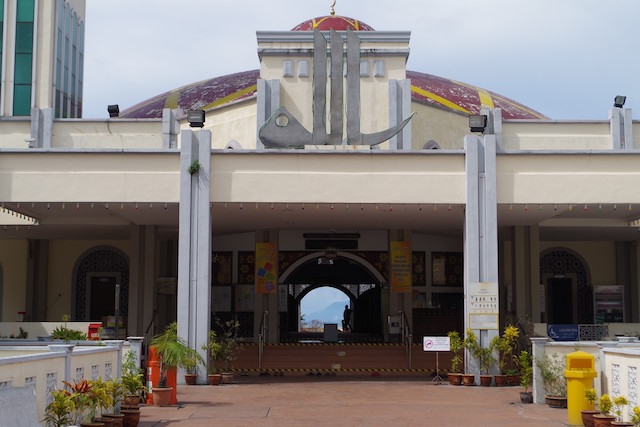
[291,15,375,31]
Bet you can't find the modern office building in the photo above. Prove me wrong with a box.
[0,8,638,373]
[0,0,85,118]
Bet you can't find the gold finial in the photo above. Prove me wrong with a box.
[330,0,336,15]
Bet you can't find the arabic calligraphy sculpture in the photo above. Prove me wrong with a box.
[258,29,413,149]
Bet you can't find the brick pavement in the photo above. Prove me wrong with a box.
[137,375,570,427]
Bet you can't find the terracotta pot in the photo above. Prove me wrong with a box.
[208,373,222,385]
[151,386,173,407]
[507,374,521,386]
[581,409,600,427]
[592,413,616,427]
[121,408,140,427]
[494,374,508,387]
[447,373,462,386]
[123,395,141,406]
[520,391,533,404]
[185,373,197,385]
[93,418,114,427]
[545,395,567,409]
[479,375,492,387]
[103,413,125,427]
[461,374,475,386]
[221,372,234,384]
[611,421,634,426]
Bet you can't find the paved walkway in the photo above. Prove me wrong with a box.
[137,375,571,426]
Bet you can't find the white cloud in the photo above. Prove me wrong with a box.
[83,0,640,119]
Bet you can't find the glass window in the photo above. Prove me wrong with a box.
[17,0,35,22]
[14,54,32,84]
[13,85,31,115]
[15,22,33,53]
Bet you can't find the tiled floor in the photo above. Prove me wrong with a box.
[137,375,570,426]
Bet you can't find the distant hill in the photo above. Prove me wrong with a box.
[305,301,346,325]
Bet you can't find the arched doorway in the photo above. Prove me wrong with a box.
[540,249,591,324]
[73,247,129,322]
[280,253,383,342]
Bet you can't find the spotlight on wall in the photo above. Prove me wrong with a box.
[468,114,488,133]
[107,104,120,118]
[187,110,205,128]
[614,96,626,108]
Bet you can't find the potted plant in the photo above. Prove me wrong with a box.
[613,395,632,426]
[150,322,203,405]
[203,330,224,385]
[464,329,496,386]
[518,350,533,403]
[446,330,463,385]
[593,394,616,426]
[182,353,202,385]
[121,350,145,405]
[631,406,640,427]
[43,389,76,427]
[581,388,600,427]
[535,353,567,408]
[89,378,114,426]
[63,378,104,426]
[490,324,519,386]
[214,318,242,384]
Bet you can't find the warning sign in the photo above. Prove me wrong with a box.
[423,336,450,352]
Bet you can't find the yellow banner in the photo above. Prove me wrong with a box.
[255,242,277,294]
[390,241,412,293]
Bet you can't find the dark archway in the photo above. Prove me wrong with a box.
[540,249,591,324]
[73,247,129,321]
[281,255,382,342]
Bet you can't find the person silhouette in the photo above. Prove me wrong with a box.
[343,305,353,332]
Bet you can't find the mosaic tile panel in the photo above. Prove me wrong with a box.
[629,367,637,419]
[91,365,99,380]
[75,367,84,382]
[0,380,12,389]
[46,373,57,406]
[105,362,113,380]
[579,325,609,341]
[24,376,36,392]
[612,364,621,396]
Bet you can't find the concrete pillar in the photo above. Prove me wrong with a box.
[162,109,180,149]
[127,337,145,373]
[257,79,281,150]
[29,108,53,148]
[464,131,500,377]
[177,130,212,383]
[610,107,633,150]
[389,79,412,150]
[530,337,548,404]
[48,344,74,384]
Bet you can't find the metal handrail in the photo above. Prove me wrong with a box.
[399,310,412,369]
[258,310,268,370]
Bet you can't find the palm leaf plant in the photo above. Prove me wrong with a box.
[150,322,204,387]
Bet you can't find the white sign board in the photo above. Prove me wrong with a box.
[423,336,450,352]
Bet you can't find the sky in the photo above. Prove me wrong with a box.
[83,1,639,120]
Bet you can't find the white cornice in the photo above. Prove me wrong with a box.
[256,31,411,44]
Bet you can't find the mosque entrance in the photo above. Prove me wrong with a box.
[280,255,382,342]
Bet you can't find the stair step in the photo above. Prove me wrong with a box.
[232,343,453,373]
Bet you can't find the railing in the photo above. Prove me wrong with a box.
[398,311,412,369]
[0,340,127,423]
[258,311,268,370]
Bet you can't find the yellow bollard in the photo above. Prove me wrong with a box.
[564,351,597,426]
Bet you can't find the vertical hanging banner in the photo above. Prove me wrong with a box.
[390,241,412,293]
[255,242,277,294]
